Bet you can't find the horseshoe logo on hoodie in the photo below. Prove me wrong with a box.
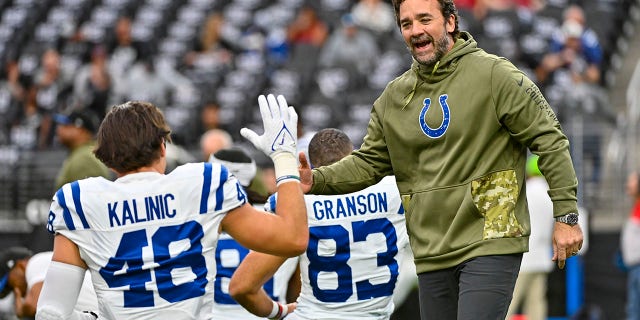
[419,94,450,138]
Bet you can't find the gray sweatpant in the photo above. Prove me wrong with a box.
[417,253,522,320]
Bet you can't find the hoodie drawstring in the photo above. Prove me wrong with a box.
[402,60,441,110]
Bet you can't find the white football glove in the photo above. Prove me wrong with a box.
[241,94,299,185]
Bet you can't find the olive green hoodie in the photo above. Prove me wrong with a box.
[310,32,578,273]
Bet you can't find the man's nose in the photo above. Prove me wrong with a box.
[410,23,424,37]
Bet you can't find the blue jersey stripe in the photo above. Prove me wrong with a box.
[200,163,213,214]
[70,181,90,229]
[56,188,76,230]
[268,194,277,213]
[214,166,229,211]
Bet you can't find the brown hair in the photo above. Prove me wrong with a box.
[200,13,224,52]
[308,128,354,168]
[94,101,171,173]
[391,0,461,40]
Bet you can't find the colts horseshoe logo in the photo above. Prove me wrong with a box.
[419,94,450,138]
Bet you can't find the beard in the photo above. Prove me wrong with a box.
[409,28,451,67]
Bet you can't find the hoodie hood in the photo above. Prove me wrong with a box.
[400,31,481,108]
[412,31,480,81]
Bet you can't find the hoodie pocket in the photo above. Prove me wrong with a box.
[471,169,524,240]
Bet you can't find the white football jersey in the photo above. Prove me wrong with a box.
[265,176,409,320]
[47,162,247,320]
[26,251,98,313]
[211,231,298,319]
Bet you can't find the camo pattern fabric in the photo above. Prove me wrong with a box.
[471,170,524,240]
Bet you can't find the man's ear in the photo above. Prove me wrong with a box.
[446,15,456,34]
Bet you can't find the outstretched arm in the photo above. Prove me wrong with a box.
[223,94,307,256]
[229,251,296,319]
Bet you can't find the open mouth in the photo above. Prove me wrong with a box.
[412,37,432,51]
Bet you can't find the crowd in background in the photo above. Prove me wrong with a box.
[0,0,626,148]
[0,0,631,214]
[0,0,637,319]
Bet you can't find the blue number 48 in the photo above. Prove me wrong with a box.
[99,221,209,307]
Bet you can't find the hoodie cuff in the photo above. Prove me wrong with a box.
[552,199,579,218]
[309,170,325,194]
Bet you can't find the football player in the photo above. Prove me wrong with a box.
[229,128,411,319]
[208,147,300,319]
[36,95,307,320]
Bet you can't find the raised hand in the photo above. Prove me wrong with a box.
[241,94,298,159]
[241,94,299,185]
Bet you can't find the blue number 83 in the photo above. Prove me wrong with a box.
[99,221,208,307]
[307,217,399,303]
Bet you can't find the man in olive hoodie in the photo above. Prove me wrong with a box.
[298,0,584,318]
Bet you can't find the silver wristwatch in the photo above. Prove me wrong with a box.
[555,212,579,226]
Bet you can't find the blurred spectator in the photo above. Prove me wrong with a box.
[60,26,92,66]
[72,45,112,120]
[458,0,525,63]
[285,5,329,99]
[10,83,53,150]
[200,128,233,161]
[53,108,110,190]
[265,28,290,68]
[456,0,476,10]
[622,171,640,320]
[0,61,28,145]
[536,5,602,86]
[34,48,73,114]
[122,55,171,107]
[319,13,380,79]
[507,155,554,320]
[108,16,146,103]
[536,5,614,188]
[286,5,329,48]
[198,100,224,135]
[108,16,144,74]
[350,0,396,35]
[0,247,98,318]
[184,13,235,72]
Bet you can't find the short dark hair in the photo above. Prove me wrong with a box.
[94,101,171,173]
[308,128,353,167]
[391,0,460,40]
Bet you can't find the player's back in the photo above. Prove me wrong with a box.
[267,176,408,320]
[212,231,298,319]
[47,162,246,320]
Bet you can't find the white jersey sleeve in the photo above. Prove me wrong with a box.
[45,162,246,320]
[27,252,99,313]
[272,176,409,320]
[25,252,53,289]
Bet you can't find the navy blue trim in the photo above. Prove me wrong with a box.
[214,166,229,211]
[56,188,76,230]
[70,181,90,228]
[200,163,213,214]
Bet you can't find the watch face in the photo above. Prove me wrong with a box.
[567,213,579,224]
